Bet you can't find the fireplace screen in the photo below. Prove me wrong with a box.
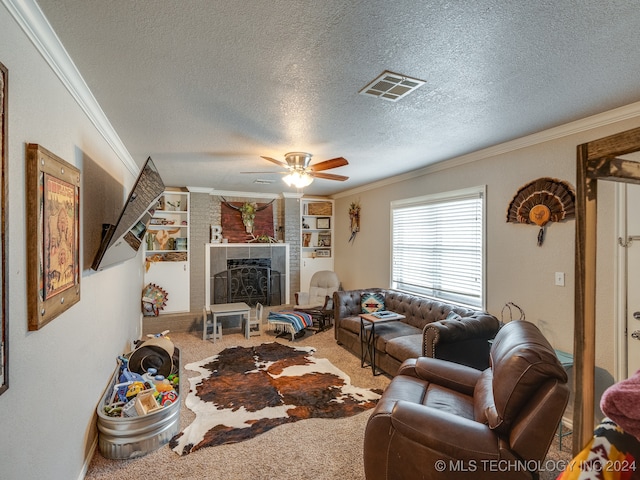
[213,259,281,306]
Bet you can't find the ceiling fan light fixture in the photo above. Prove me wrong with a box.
[283,171,313,188]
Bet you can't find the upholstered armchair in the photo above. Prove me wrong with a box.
[294,270,340,331]
[364,320,570,480]
[294,270,340,311]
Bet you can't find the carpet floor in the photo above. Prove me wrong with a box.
[85,326,572,480]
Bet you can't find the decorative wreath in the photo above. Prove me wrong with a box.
[141,283,169,317]
[506,177,576,246]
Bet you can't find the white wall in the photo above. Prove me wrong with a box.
[1,8,145,480]
[334,116,640,385]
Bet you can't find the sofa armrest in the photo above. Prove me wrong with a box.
[391,400,499,458]
[397,357,481,395]
[423,314,501,357]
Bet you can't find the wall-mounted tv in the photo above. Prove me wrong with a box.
[91,157,165,271]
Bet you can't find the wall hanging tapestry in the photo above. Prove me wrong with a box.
[506,177,576,246]
[170,342,381,455]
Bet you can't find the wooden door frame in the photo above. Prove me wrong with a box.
[575,125,640,453]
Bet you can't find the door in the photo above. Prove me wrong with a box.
[626,183,640,377]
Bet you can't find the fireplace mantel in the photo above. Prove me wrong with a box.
[205,243,290,306]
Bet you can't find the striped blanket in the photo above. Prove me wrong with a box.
[267,311,313,332]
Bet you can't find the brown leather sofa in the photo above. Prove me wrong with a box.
[363,320,570,480]
[333,288,501,374]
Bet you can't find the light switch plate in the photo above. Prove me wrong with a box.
[555,272,565,287]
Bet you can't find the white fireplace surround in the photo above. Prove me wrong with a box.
[205,243,290,306]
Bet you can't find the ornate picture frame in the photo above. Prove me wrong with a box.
[26,144,81,330]
[0,62,8,395]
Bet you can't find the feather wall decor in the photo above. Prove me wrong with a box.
[506,177,576,246]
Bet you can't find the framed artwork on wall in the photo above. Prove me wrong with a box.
[0,61,7,395]
[26,144,81,331]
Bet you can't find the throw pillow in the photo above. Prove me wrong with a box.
[361,292,385,313]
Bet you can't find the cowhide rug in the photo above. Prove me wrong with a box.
[170,342,381,455]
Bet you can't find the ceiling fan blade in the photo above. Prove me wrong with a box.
[308,157,349,172]
[311,171,349,181]
[260,156,288,168]
[241,171,288,174]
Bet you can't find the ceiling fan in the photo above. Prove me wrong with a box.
[244,152,349,188]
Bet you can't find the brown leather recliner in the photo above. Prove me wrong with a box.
[363,320,570,480]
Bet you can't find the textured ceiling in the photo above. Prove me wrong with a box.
[34,0,640,196]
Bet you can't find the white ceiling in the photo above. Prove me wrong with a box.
[34,0,640,196]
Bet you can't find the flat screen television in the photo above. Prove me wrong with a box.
[91,156,165,271]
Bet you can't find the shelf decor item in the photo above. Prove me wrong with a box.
[308,201,332,216]
[318,233,331,247]
[317,217,331,229]
[26,144,81,330]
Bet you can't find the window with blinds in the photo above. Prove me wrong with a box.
[391,186,485,308]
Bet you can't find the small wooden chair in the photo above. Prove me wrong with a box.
[202,306,222,341]
[247,303,263,337]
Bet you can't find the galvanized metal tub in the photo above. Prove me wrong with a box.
[96,348,181,459]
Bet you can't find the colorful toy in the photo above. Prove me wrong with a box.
[167,373,179,387]
[153,375,173,393]
[158,390,178,407]
[125,381,147,399]
[147,330,170,340]
[104,402,125,417]
[118,367,143,385]
[112,381,133,403]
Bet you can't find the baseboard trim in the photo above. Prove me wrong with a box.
[79,437,98,480]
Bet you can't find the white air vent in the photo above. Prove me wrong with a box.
[359,70,425,102]
[253,179,275,184]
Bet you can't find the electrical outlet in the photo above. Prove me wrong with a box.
[555,272,565,287]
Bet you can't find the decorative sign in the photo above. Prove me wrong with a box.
[26,144,81,330]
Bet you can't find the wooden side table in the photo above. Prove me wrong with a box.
[360,312,405,375]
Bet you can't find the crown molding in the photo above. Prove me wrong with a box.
[189,187,301,199]
[281,192,304,199]
[209,189,282,199]
[186,186,214,194]
[332,100,640,199]
[3,0,139,177]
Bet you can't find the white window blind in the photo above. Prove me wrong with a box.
[391,187,485,308]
